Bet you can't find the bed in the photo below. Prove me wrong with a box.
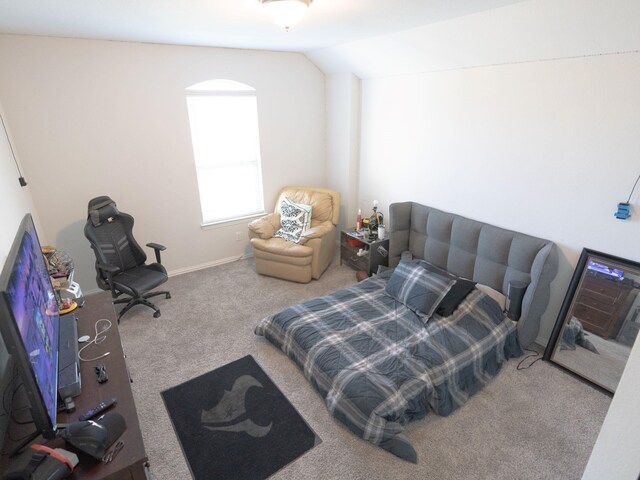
[255,202,558,462]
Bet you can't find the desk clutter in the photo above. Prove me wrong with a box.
[0,216,146,479]
[355,200,386,242]
[3,411,126,480]
[2,445,78,480]
[42,245,82,313]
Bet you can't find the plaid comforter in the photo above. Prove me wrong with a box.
[255,271,522,462]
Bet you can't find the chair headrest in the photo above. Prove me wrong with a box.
[88,196,120,227]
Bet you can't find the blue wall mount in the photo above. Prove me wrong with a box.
[614,202,631,220]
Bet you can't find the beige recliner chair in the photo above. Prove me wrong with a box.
[248,186,340,283]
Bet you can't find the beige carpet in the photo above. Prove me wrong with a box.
[116,257,611,480]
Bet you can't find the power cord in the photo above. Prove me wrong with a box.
[516,347,543,370]
[626,173,640,203]
[78,318,112,362]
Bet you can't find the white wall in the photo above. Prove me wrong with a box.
[0,102,40,262]
[0,99,40,448]
[583,335,640,479]
[326,73,361,233]
[0,35,327,291]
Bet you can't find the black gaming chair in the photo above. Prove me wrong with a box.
[84,196,171,322]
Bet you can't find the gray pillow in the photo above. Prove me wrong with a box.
[384,260,455,320]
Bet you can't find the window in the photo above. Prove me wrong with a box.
[186,79,265,225]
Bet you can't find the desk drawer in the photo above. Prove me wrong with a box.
[340,246,369,272]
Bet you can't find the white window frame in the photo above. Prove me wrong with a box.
[186,80,266,227]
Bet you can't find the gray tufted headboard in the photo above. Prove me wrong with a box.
[388,202,558,347]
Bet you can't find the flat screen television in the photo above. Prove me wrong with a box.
[0,214,59,441]
[587,259,624,279]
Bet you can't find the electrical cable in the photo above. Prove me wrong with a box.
[10,382,34,425]
[78,318,112,362]
[626,173,640,204]
[516,347,543,370]
[0,110,27,186]
[1,369,19,417]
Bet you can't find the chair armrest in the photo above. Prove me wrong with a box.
[298,222,334,245]
[248,213,281,240]
[146,243,166,263]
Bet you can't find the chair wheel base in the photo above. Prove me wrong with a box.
[166,293,171,299]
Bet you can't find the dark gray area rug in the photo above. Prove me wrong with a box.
[161,355,320,480]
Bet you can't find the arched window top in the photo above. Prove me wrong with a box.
[186,79,255,95]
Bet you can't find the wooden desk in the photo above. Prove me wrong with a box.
[1,293,149,479]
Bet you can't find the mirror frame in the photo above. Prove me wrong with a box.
[544,248,640,394]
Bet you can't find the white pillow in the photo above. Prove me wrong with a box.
[296,200,313,231]
[476,283,507,311]
[274,198,312,243]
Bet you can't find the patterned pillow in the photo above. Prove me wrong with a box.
[384,260,455,320]
[274,198,312,243]
[295,200,313,230]
[417,260,477,316]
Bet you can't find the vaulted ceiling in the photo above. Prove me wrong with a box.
[0,0,525,52]
[1,1,638,79]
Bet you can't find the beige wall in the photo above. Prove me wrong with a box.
[0,34,327,291]
[0,100,40,262]
[0,98,41,447]
[325,72,360,234]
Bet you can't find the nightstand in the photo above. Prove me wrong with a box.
[340,230,389,276]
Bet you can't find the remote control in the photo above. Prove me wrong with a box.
[78,397,117,421]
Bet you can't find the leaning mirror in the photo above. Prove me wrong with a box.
[544,248,640,393]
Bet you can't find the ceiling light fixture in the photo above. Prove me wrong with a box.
[261,0,312,32]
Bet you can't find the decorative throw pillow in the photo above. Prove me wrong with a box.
[409,260,477,317]
[434,277,476,316]
[296,201,313,231]
[274,198,312,243]
[384,261,455,319]
[416,261,477,317]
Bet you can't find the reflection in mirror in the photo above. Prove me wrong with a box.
[544,249,640,393]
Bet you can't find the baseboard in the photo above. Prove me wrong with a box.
[534,335,548,350]
[168,253,253,277]
[80,254,254,296]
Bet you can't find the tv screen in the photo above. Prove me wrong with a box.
[0,214,59,440]
[587,259,624,279]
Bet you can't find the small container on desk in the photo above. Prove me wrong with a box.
[340,230,389,276]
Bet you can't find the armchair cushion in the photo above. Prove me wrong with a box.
[251,237,313,258]
[248,213,281,240]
